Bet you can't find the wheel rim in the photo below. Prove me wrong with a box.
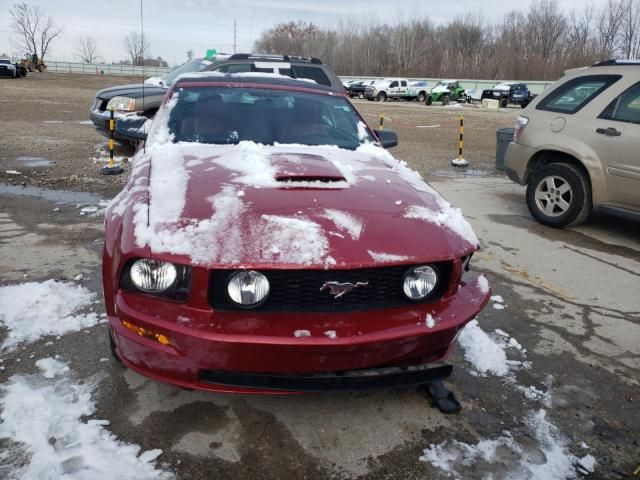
[534,175,572,217]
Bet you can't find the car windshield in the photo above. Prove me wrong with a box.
[494,83,513,90]
[160,85,375,149]
[160,59,211,86]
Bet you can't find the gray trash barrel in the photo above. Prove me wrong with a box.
[496,127,515,170]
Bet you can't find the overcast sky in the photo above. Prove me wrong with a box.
[0,0,610,65]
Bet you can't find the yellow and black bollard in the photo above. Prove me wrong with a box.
[458,116,464,160]
[379,114,384,130]
[451,115,469,167]
[101,108,124,175]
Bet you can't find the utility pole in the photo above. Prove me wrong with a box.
[233,19,237,53]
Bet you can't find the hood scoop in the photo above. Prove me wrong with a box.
[271,153,347,186]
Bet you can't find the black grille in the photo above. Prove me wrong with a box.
[209,263,452,313]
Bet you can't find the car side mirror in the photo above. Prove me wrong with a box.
[374,129,398,149]
[115,115,148,142]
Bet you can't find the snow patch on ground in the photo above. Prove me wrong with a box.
[421,409,579,480]
[0,280,100,351]
[35,358,70,379]
[476,274,490,294]
[457,319,510,376]
[0,366,172,480]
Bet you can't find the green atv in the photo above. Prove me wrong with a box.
[425,80,467,106]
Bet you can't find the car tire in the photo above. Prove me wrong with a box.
[377,92,387,102]
[500,98,508,108]
[108,328,123,364]
[521,101,529,109]
[526,163,592,228]
[425,96,433,106]
[442,96,449,106]
[417,92,426,103]
[358,92,364,99]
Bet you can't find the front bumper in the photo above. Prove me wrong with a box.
[90,108,142,144]
[108,279,490,394]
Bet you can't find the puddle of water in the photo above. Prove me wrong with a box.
[0,183,104,205]
[13,156,53,168]
[430,168,495,178]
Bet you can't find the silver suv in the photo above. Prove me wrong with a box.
[505,60,640,227]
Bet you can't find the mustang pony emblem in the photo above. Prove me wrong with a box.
[320,281,369,299]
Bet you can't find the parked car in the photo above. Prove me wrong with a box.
[90,57,217,142]
[103,73,489,394]
[425,80,467,105]
[91,54,343,144]
[347,80,375,99]
[505,59,640,227]
[0,58,17,78]
[409,81,430,102]
[481,82,531,108]
[364,78,426,102]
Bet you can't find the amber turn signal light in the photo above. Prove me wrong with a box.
[122,319,172,346]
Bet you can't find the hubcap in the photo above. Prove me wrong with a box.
[534,176,572,217]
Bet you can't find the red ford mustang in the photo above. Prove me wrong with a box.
[103,74,490,393]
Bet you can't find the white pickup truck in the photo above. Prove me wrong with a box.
[364,78,428,102]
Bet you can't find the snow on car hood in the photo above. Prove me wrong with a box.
[108,142,478,268]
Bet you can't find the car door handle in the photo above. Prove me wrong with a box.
[596,127,621,137]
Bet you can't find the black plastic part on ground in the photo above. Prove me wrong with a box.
[421,380,462,414]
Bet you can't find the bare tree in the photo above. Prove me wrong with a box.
[597,0,626,58]
[620,0,640,59]
[74,35,99,63]
[10,2,63,60]
[124,31,150,66]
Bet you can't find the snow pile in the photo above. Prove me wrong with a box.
[476,274,490,294]
[425,314,436,328]
[492,294,507,310]
[35,358,70,379]
[367,251,410,263]
[322,209,363,240]
[404,203,479,247]
[0,280,99,351]
[294,330,311,338]
[421,409,579,479]
[0,367,172,480]
[214,141,278,187]
[258,215,329,265]
[134,185,246,266]
[457,319,509,376]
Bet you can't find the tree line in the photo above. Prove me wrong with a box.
[254,0,640,80]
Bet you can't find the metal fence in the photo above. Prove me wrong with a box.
[45,60,171,77]
[44,60,554,93]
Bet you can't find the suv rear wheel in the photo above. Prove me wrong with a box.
[526,162,592,227]
[376,92,387,102]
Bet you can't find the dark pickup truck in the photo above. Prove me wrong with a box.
[347,80,375,99]
[481,82,532,108]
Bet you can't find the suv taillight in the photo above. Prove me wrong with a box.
[514,116,529,143]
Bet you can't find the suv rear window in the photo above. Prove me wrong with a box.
[536,75,621,114]
[292,65,330,86]
[599,82,640,125]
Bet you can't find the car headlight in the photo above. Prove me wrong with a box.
[227,271,270,307]
[129,259,177,293]
[106,96,136,112]
[403,266,438,300]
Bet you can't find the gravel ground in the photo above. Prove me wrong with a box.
[0,72,518,196]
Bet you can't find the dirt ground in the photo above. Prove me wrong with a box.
[1,73,639,480]
[0,73,518,196]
